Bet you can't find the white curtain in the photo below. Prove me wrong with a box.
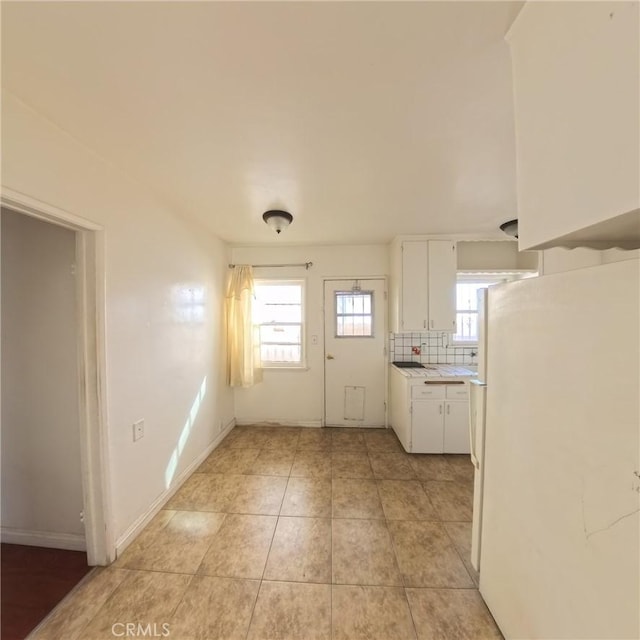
[226,265,263,387]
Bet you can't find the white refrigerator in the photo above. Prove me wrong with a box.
[474,259,639,640]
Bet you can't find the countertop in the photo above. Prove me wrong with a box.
[390,363,477,379]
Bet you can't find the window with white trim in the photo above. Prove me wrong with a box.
[453,275,511,344]
[253,280,304,367]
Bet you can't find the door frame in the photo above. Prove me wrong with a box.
[1,188,113,565]
[322,276,389,428]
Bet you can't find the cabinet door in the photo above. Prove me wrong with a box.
[443,400,470,453]
[401,241,428,330]
[427,240,457,331]
[411,400,444,453]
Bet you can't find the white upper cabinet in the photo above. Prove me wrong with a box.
[507,2,640,250]
[427,240,457,331]
[401,241,429,330]
[392,239,457,332]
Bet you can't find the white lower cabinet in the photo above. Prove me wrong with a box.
[411,400,445,453]
[442,400,470,453]
[411,398,470,454]
[390,366,471,454]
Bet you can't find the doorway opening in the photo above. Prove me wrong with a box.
[0,192,112,564]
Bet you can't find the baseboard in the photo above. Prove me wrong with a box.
[114,418,236,558]
[235,419,323,428]
[1,527,87,551]
[233,420,387,429]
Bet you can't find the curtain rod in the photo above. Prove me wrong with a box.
[228,262,313,270]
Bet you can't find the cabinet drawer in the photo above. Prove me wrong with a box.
[446,384,469,399]
[411,385,446,399]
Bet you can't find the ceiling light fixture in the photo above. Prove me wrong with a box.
[499,219,519,238]
[263,210,293,234]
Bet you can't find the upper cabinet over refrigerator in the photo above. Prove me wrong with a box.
[506,2,639,250]
[390,239,456,333]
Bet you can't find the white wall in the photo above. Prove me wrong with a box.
[1,209,84,547]
[601,248,640,264]
[457,240,538,271]
[540,247,603,275]
[1,92,234,551]
[541,247,640,275]
[230,244,388,425]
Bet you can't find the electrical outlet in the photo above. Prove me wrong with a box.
[219,419,224,433]
[133,419,144,441]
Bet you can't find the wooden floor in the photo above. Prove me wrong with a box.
[1,544,91,640]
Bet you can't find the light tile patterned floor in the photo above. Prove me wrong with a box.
[30,426,503,640]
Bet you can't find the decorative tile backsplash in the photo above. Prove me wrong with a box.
[389,332,478,366]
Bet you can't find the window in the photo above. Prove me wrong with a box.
[253,280,304,367]
[453,276,510,344]
[335,291,374,337]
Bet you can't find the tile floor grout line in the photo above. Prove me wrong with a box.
[258,472,290,582]
[242,577,263,640]
[379,472,409,595]
[442,520,478,586]
[164,572,196,633]
[329,494,334,640]
[403,584,422,640]
[245,435,297,635]
[241,431,287,640]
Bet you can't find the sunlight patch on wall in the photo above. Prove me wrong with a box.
[171,284,206,324]
[164,376,208,489]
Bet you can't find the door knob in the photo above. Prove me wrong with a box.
[326,354,335,360]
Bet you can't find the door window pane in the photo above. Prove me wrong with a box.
[335,291,374,337]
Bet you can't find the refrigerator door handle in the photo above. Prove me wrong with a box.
[469,415,478,469]
[469,379,486,575]
[469,380,485,469]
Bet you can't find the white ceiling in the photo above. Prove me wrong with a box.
[2,1,524,246]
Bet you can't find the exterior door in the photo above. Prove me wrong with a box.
[324,279,386,427]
